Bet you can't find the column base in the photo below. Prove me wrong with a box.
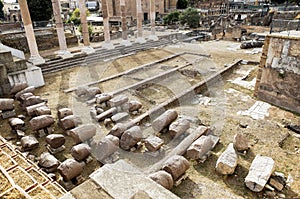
[148,35,159,41]
[29,55,45,65]
[81,46,95,54]
[25,65,45,87]
[120,40,132,46]
[102,42,115,50]
[56,50,73,59]
[135,37,146,44]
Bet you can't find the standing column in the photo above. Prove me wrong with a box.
[78,0,95,54]
[18,0,45,65]
[148,0,158,41]
[52,0,72,58]
[120,0,131,46]
[102,0,114,49]
[135,0,146,43]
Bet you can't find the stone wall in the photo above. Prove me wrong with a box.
[0,28,78,53]
[254,34,300,114]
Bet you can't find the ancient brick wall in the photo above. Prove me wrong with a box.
[255,35,300,114]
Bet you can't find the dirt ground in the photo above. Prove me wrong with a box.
[1,40,299,198]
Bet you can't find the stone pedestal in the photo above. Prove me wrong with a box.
[81,46,95,54]
[25,64,45,87]
[120,39,132,46]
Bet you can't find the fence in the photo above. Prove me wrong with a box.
[270,19,300,33]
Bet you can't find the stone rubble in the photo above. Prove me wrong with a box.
[215,143,238,175]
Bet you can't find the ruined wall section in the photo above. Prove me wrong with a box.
[255,35,300,114]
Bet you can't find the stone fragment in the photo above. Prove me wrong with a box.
[15,86,35,100]
[69,124,96,144]
[8,118,25,130]
[245,155,275,192]
[60,115,82,130]
[39,152,60,172]
[130,190,152,199]
[109,123,127,138]
[58,108,73,120]
[149,170,174,190]
[10,83,28,94]
[1,110,16,119]
[162,155,190,180]
[111,112,130,123]
[108,95,129,107]
[46,134,65,149]
[96,107,104,114]
[90,107,97,120]
[75,86,88,97]
[186,135,214,160]
[16,130,25,137]
[22,96,44,108]
[0,98,14,111]
[95,93,113,104]
[58,159,84,181]
[19,93,34,103]
[129,100,142,112]
[26,102,47,117]
[35,106,51,116]
[71,143,91,161]
[145,136,164,152]
[152,110,178,132]
[233,133,249,151]
[94,136,119,161]
[169,119,190,138]
[216,143,238,175]
[120,126,142,150]
[86,87,101,98]
[269,177,284,191]
[30,115,55,131]
[104,118,113,128]
[105,134,120,146]
[96,107,118,121]
[21,136,39,151]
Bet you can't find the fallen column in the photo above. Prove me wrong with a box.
[144,136,164,152]
[39,152,60,172]
[21,135,39,151]
[215,143,238,175]
[96,107,118,122]
[0,98,16,119]
[71,143,91,162]
[26,102,47,117]
[152,109,178,132]
[58,159,84,181]
[59,115,82,130]
[149,170,174,190]
[186,135,214,160]
[29,115,55,131]
[245,155,275,192]
[169,119,190,138]
[46,134,66,154]
[15,86,35,100]
[120,126,142,151]
[93,135,119,162]
[58,108,73,120]
[162,155,190,181]
[69,124,96,144]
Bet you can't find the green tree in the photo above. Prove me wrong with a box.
[27,0,53,22]
[163,11,180,25]
[177,0,188,9]
[0,1,4,19]
[179,7,200,28]
[66,8,90,25]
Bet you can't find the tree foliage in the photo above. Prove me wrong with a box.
[27,0,53,21]
[177,0,188,9]
[0,1,4,19]
[66,8,90,25]
[179,7,200,28]
[163,11,180,25]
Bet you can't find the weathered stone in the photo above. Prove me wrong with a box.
[96,107,104,114]
[15,86,35,100]
[129,100,142,112]
[149,170,174,190]
[95,93,113,104]
[111,112,130,123]
[1,110,16,119]
[10,83,28,94]
[186,135,214,160]
[21,136,39,151]
[86,87,101,98]
[46,134,65,149]
[245,155,275,192]
[8,118,25,129]
[109,123,127,138]
[30,115,55,131]
[22,96,44,108]
[90,107,97,120]
[152,110,178,132]
[17,115,26,120]
[120,126,142,151]
[94,136,119,161]
[71,143,91,161]
[16,130,25,137]
[75,85,89,97]
[162,155,190,180]
[26,102,47,117]
[96,107,118,121]
[60,115,82,130]
[145,136,164,152]
[207,134,220,149]
[105,135,120,146]
[39,152,60,172]
[0,98,14,111]
[269,177,284,191]
[35,106,51,116]
[216,143,238,175]
[19,92,34,103]
[233,133,249,151]
[169,119,190,138]
[130,190,152,199]
[104,118,113,128]
[58,108,73,120]
[273,172,286,186]
[69,124,97,144]
[108,95,129,107]
[58,159,84,181]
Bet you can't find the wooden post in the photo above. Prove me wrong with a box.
[18,0,45,65]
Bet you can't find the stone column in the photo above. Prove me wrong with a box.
[78,0,95,54]
[135,0,146,43]
[148,0,158,41]
[120,0,131,46]
[102,0,114,49]
[51,0,72,58]
[18,0,45,65]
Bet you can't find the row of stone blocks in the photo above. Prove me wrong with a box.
[0,49,27,73]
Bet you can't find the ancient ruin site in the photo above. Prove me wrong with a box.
[0,0,299,198]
